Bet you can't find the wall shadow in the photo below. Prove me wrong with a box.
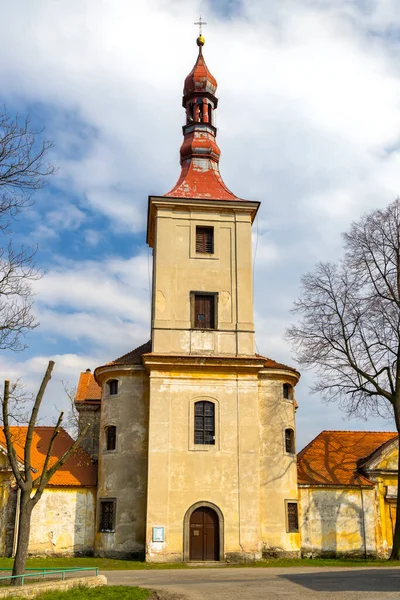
[280,568,400,592]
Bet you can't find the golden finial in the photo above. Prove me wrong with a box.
[194,17,207,46]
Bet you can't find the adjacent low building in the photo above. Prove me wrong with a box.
[0,427,97,556]
[298,430,398,558]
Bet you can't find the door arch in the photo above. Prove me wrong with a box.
[183,501,224,562]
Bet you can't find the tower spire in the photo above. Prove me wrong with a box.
[164,34,239,201]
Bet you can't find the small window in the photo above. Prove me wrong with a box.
[287,502,299,532]
[196,226,214,254]
[108,380,118,395]
[99,500,115,532]
[283,383,292,399]
[285,429,295,454]
[194,401,215,445]
[192,293,216,329]
[106,426,116,451]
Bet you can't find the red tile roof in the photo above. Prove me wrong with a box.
[0,427,97,487]
[75,371,101,403]
[257,354,300,375]
[297,430,397,487]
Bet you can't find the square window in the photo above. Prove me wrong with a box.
[196,226,214,254]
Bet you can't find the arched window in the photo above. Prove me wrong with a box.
[194,401,215,445]
[285,428,295,454]
[106,426,116,451]
[283,383,292,399]
[108,380,118,396]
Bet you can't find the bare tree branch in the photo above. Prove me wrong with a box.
[286,197,400,559]
[0,108,55,353]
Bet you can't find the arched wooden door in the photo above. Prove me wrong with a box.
[189,506,219,561]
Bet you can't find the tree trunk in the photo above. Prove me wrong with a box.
[11,493,33,585]
[390,402,400,560]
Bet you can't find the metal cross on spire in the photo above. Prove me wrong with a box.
[194,16,207,36]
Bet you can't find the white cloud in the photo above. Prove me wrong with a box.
[1,0,400,446]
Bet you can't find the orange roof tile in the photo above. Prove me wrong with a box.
[0,427,97,487]
[297,430,398,487]
[76,371,101,403]
[256,354,300,375]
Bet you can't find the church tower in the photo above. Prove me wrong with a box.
[147,34,258,358]
[91,34,301,562]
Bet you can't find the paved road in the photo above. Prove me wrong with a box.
[103,566,400,599]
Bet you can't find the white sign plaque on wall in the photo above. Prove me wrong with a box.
[152,527,165,542]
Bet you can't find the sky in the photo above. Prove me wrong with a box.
[1,0,400,450]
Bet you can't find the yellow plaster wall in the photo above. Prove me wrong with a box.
[365,443,398,556]
[145,369,262,562]
[29,488,95,555]
[151,201,255,356]
[299,487,376,556]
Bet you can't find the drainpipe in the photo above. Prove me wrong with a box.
[360,488,367,559]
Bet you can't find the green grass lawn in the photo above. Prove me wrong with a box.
[24,586,151,600]
[1,556,400,571]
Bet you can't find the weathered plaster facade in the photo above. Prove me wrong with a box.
[94,367,149,558]
[29,488,95,555]
[297,431,399,558]
[91,36,302,562]
[299,487,376,557]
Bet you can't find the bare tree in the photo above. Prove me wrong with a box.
[2,362,89,584]
[0,109,56,351]
[286,198,400,559]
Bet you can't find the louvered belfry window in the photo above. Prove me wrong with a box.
[287,502,299,532]
[196,226,214,254]
[193,294,216,329]
[194,401,215,445]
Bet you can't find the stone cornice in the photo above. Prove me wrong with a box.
[142,353,265,375]
[147,195,260,247]
[94,363,145,385]
[258,367,300,385]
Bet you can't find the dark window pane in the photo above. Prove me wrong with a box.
[109,380,118,395]
[287,503,299,532]
[100,501,115,532]
[205,404,214,416]
[195,431,204,444]
[285,429,294,454]
[204,432,215,445]
[106,426,116,451]
[283,384,291,399]
[204,416,214,430]
[195,403,204,416]
[195,416,204,429]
